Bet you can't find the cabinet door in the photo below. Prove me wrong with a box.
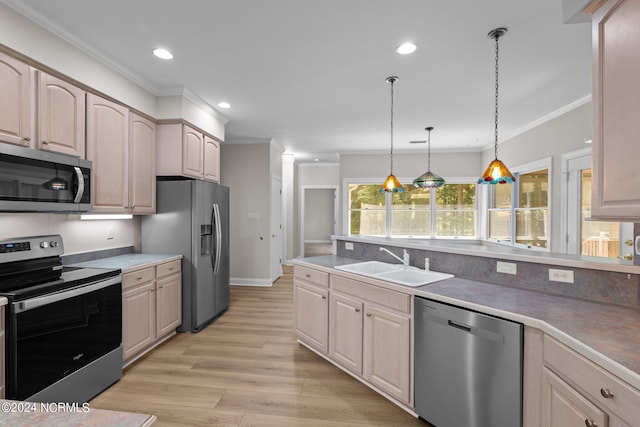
[363,304,411,404]
[0,306,4,398]
[182,124,203,179]
[37,71,85,157]
[0,52,32,147]
[541,367,608,427]
[156,274,182,337]
[590,0,640,220]
[329,292,363,375]
[86,93,129,212]
[123,282,156,361]
[203,135,220,182]
[294,281,328,353]
[129,112,156,214]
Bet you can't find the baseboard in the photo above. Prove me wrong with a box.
[230,277,273,287]
[304,240,332,244]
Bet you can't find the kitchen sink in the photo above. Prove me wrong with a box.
[334,261,453,287]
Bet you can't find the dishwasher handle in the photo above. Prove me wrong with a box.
[448,320,471,333]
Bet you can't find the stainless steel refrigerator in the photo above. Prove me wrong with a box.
[141,179,230,332]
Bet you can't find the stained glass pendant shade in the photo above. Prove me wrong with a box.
[413,127,445,188]
[478,27,515,185]
[382,76,403,193]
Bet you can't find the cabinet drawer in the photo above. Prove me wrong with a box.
[294,265,329,288]
[544,335,640,425]
[330,275,410,314]
[123,266,155,290]
[156,259,181,278]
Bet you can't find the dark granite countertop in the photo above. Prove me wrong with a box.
[294,255,640,390]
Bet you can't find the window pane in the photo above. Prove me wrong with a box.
[516,209,547,248]
[519,169,548,208]
[436,211,476,237]
[493,183,512,208]
[489,209,511,241]
[350,209,385,235]
[580,170,620,258]
[391,210,431,237]
[348,184,386,235]
[436,184,475,209]
[348,184,385,209]
[390,185,430,236]
[391,185,430,210]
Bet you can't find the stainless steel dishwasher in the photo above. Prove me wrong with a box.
[414,297,523,427]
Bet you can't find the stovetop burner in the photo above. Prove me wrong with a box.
[0,234,121,301]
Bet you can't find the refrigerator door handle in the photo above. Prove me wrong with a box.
[213,203,222,274]
[209,202,216,273]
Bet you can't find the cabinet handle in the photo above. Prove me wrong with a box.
[136,277,143,281]
[321,295,326,299]
[355,308,360,312]
[24,137,31,142]
[42,140,48,145]
[169,267,174,271]
[305,274,311,278]
[366,312,371,317]
[600,388,614,399]
[585,419,597,427]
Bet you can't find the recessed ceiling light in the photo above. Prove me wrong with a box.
[396,43,417,55]
[152,48,173,60]
[218,102,231,109]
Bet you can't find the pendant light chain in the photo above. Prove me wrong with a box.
[494,32,500,160]
[390,77,395,175]
[427,127,431,171]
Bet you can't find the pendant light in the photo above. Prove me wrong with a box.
[413,126,445,188]
[478,28,515,185]
[382,76,403,193]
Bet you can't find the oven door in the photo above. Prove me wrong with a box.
[6,276,122,401]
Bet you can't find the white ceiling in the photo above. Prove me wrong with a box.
[2,0,592,162]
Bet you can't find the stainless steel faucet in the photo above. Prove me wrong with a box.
[379,247,410,266]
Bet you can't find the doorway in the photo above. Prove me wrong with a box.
[300,186,338,258]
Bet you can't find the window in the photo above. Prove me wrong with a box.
[346,180,477,238]
[487,159,550,249]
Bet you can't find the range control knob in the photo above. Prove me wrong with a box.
[40,241,49,249]
[50,241,59,248]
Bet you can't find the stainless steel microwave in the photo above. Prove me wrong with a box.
[0,143,91,212]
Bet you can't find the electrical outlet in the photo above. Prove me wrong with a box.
[107,227,114,240]
[497,261,517,275]
[345,242,354,250]
[549,268,574,283]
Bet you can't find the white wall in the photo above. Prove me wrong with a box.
[481,101,592,250]
[0,214,139,254]
[221,143,272,284]
[304,189,335,242]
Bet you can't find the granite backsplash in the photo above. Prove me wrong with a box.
[336,239,640,309]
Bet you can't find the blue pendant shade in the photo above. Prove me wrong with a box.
[478,27,515,185]
[413,126,445,188]
[381,76,403,193]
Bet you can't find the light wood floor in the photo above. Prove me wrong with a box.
[91,266,431,426]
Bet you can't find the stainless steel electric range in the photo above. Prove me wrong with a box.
[0,234,122,403]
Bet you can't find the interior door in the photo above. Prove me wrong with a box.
[271,176,283,281]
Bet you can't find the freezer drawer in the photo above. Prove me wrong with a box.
[414,297,523,427]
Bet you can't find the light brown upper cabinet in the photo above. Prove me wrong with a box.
[86,93,129,213]
[87,94,156,214]
[37,71,85,157]
[129,112,156,214]
[588,0,640,220]
[157,122,221,182]
[0,51,32,147]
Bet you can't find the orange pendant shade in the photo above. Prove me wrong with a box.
[382,174,404,193]
[478,158,515,184]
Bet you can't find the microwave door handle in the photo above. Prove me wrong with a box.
[73,166,84,203]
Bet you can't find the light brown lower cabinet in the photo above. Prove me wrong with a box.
[541,335,639,427]
[122,259,181,364]
[293,265,412,408]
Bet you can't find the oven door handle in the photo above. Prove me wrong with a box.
[15,276,121,313]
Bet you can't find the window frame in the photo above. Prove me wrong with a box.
[344,177,479,239]
[486,157,552,251]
